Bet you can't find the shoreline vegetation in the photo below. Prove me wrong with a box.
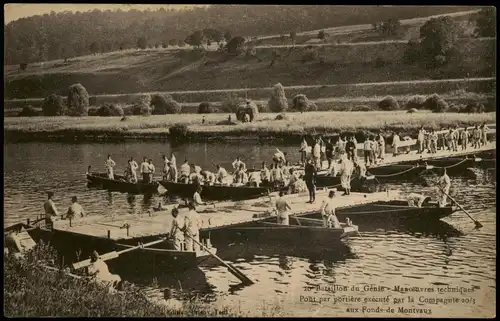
[4,111,495,144]
[4,243,282,317]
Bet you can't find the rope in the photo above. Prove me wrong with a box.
[370,165,421,178]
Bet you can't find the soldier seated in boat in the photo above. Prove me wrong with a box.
[179,160,191,183]
[407,193,430,208]
[87,250,122,289]
[193,187,207,206]
[201,170,216,185]
[215,164,229,185]
[66,196,85,220]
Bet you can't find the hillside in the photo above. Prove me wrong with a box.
[5,38,496,101]
[4,5,479,65]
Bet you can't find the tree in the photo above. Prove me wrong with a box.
[67,83,89,116]
[151,94,182,114]
[292,94,317,113]
[185,30,204,48]
[226,36,246,54]
[42,94,67,116]
[19,63,28,71]
[318,30,326,39]
[419,17,460,65]
[89,41,100,54]
[223,31,232,42]
[474,7,496,37]
[378,96,400,111]
[268,83,288,112]
[289,31,297,45]
[137,37,147,49]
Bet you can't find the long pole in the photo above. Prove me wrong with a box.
[72,238,166,270]
[185,234,254,285]
[437,185,483,228]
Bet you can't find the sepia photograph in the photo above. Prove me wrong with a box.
[3,4,496,317]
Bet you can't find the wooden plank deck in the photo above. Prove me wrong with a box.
[52,190,395,241]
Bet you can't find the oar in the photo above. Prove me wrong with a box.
[185,234,254,285]
[72,238,166,270]
[436,185,483,228]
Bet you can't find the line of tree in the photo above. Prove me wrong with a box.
[5,5,478,64]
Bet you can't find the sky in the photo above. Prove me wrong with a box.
[4,4,208,24]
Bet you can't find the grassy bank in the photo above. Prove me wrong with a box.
[4,111,495,143]
[4,243,280,317]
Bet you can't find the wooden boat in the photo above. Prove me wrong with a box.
[298,199,456,225]
[159,180,271,201]
[224,216,358,247]
[113,237,215,270]
[86,166,159,195]
[5,218,214,272]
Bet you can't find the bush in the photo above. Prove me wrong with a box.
[378,96,400,111]
[235,100,259,122]
[67,83,89,116]
[257,103,268,113]
[87,108,98,116]
[122,105,134,116]
[42,94,67,116]
[168,124,190,142]
[151,94,182,115]
[423,94,449,113]
[96,104,124,117]
[291,94,316,113]
[403,39,421,65]
[404,95,427,110]
[268,83,288,113]
[407,108,418,114]
[19,63,28,71]
[18,105,39,117]
[221,93,245,113]
[464,101,485,113]
[198,102,216,114]
[275,113,291,120]
[447,105,461,113]
[351,105,373,112]
[133,94,152,116]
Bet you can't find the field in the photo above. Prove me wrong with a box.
[4,111,495,143]
[4,37,495,101]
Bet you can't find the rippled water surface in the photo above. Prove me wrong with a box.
[3,142,496,317]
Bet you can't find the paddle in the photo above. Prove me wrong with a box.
[185,234,255,285]
[72,238,166,270]
[435,185,483,229]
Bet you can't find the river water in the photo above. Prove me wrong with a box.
[3,141,496,317]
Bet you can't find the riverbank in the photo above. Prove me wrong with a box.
[4,111,496,143]
[4,243,281,317]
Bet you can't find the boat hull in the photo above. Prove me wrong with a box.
[160,181,271,201]
[17,226,211,272]
[299,200,455,226]
[225,217,358,247]
[87,172,159,195]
